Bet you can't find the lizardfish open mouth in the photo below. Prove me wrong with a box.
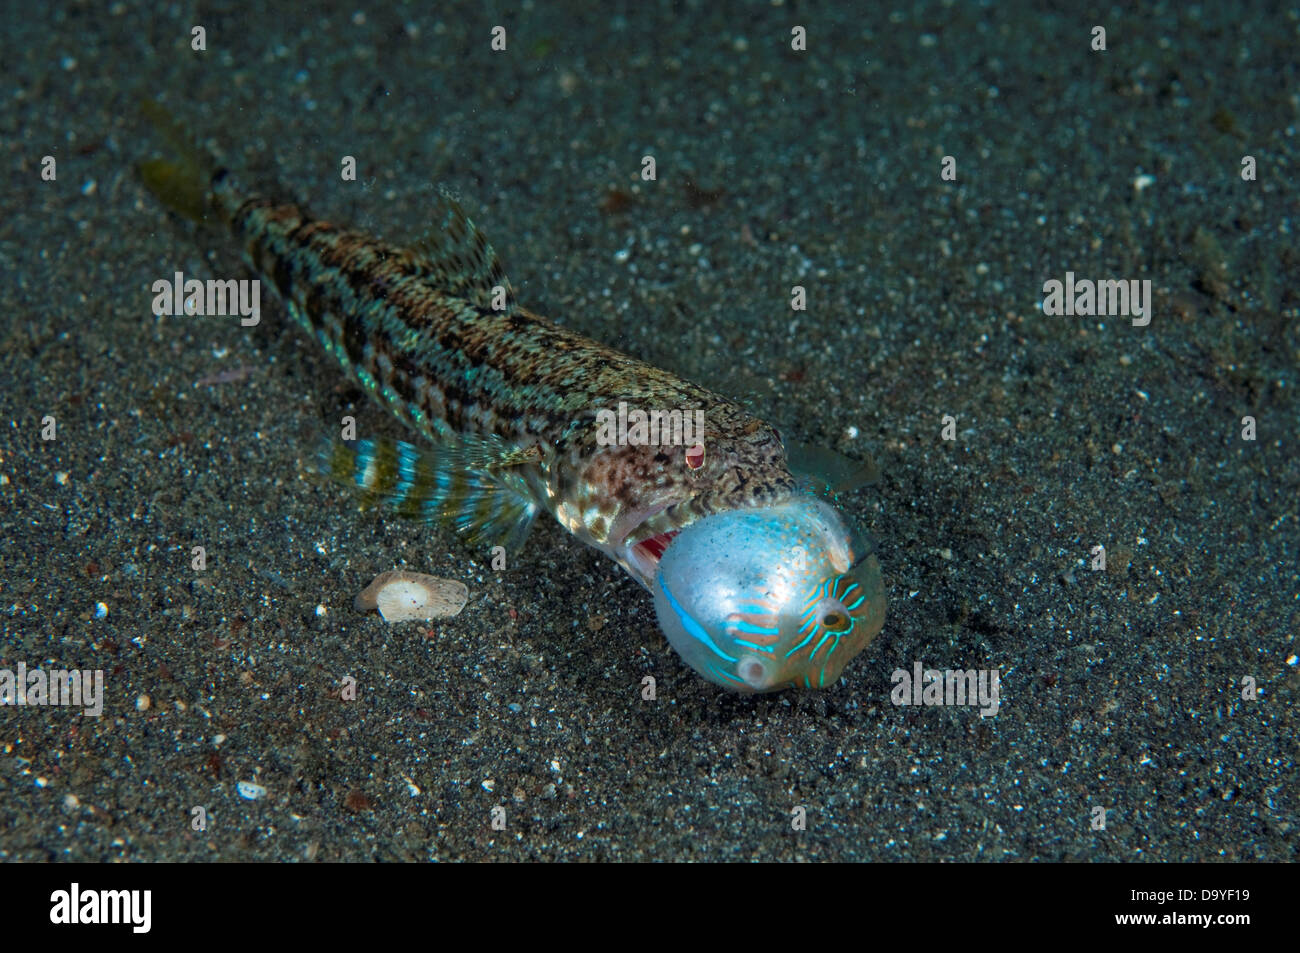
[611,501,692,588]
[628,530,680,580]
[627,497,887,692]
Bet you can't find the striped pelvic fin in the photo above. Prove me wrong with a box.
[319,436,539,553]
[406,191,516,315]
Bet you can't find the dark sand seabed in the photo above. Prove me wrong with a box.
[1,1,1296,861]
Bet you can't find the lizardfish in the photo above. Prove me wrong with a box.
[139,102,886,692]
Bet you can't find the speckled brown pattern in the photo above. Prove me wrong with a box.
[211,174,799,565]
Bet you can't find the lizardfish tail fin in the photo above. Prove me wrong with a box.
[137,98,235,225]
[316,434,540,554]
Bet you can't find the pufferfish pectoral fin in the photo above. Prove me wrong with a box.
[782,439,881,500]
[781,439,882,569]
[404,190,517,317]
[314,434,540,555]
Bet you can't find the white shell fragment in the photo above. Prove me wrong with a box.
[355,571,469,622]
[237,780,266,801]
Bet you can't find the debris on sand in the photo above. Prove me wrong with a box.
[354,571,469,622]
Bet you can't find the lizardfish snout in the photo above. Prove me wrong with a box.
[652,498,886,692]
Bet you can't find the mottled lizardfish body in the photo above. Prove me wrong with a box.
[140,103,886,692]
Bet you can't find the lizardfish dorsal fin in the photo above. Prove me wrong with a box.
[783,438,881,500]
[407,191,517,316]
[317,434,539,554]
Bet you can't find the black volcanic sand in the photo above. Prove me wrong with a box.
[1,1,1296,861]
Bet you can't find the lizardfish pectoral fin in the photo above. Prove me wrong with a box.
[314,434,539,554]
[404,190,517,317]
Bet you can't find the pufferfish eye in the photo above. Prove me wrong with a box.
[800,573,864,637]
[820,609,850,631]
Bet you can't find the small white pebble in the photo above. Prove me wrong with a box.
[213,733,226,746]
[356,571,468,622]
[55,472,69,486]
[237,780,267,801]
[315,604,328,617]
[63,793,80,810]
[845,425,859,439]
[1134,173,1156,192]
[94,601,108,619]
[482,779,495,792]
[135,694,151,712]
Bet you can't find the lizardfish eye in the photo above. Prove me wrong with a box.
[652,498,886,692]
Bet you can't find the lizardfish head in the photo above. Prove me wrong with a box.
[649,497,885,692]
